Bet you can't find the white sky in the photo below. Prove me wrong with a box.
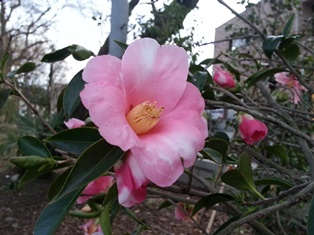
[51,0,259,80]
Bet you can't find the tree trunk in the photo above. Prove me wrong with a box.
[109,0,129,58]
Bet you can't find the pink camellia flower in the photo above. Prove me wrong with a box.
[213,65,236,89]
[239,114,268,145]
[175,202,194,222]
[80,219,103,235]
[274,72,307,104]
[77,176,114,204]
[64,118,85,129]
[80,38,208,207]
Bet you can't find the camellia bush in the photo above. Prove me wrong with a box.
[1,1,314,235]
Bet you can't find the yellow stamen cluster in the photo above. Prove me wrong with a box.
[126,101,163,135]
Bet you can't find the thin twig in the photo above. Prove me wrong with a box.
[215,181,314,235]
[3,80,56,134]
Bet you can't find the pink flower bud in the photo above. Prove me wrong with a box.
[80,219,103,235]
[213,66,236,89]
[238,114,268,145]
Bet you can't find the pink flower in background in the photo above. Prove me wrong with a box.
[213,65,236,89]
[239,114,268,145]
[80,38,208,207]
[80,219,103,235]
[64,118,85,129]
[77,176,114,204]
[274,72,307,104]
[175,202,193,222]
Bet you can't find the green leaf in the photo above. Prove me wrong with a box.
[100,203,112,235]
[190,71,208,91]
[113,40,128,50]
[1,51,10,71]
[63,70,85,118]
[221,152,263,198]
[192,193,235,215]
[281,14,295,37]
[48,168,72,200]
[44,127,102,156]
[69,45,94,61]
[282,43,300,64]
[103,183,118,206]
[213,132,230,143]
[41,46,72,62]
[157,200,173,211]
[246,68,287,87]
[10,156,54,169]
[206,138,229,158]
[262,35,284,59]
[307,194,314,235]
[255,177,293,189]
[56,139,125,199]
[0,88,11,109]
[213,216,241,235]
[18,136,51,158]
[201,148,223,164]
[33,187,84,235]
[16,62,36,74]
[263,145,289,165]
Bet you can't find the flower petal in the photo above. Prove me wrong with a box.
[80,83,142,151]
[131,83,207,187]
[121,38,188,113]
[115,153,148,207]
[82,55,122,86]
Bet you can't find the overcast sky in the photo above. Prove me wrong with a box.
[51,0,259,79]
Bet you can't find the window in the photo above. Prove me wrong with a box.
[229,38,249,50]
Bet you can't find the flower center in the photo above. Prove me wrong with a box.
[126,101,163,135]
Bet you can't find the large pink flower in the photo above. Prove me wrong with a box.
[80,38,208,207]
[274,72,307,104]
[239,114,268,145]
[213,65,236,89]
[77,176,114,204]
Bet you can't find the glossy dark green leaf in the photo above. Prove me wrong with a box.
[221,153,260,196]
[262,35,284,59]
[16,62,36,74]
[191,71,208,90]
[56,139,125,199]
[18,136,51,158]
[157,200,173,211]
[255,177,292,189]
[282,43,300,64]
[263,145,289,164]
[48,168,72,200]
[213,216,240,235]
[192,193,235,215]
[1,51,9,71]
[44,127,102,156]
[246,68,287,87]
[307,194,314,235]
[103,183,118,206]
[63,70,85,118]
[205,138,229,158]
[281,14,295,37]
[0,88,11,109]
[69,45,94,61]
[100,203,112,235]
[19,165,58,186]
[113,40,128,50]
[33,187,84,235]
[198,58,223,70]
[201,148,222,164]
[213,132,230,143]
[41,46,72,62]
[10,156,53,169]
